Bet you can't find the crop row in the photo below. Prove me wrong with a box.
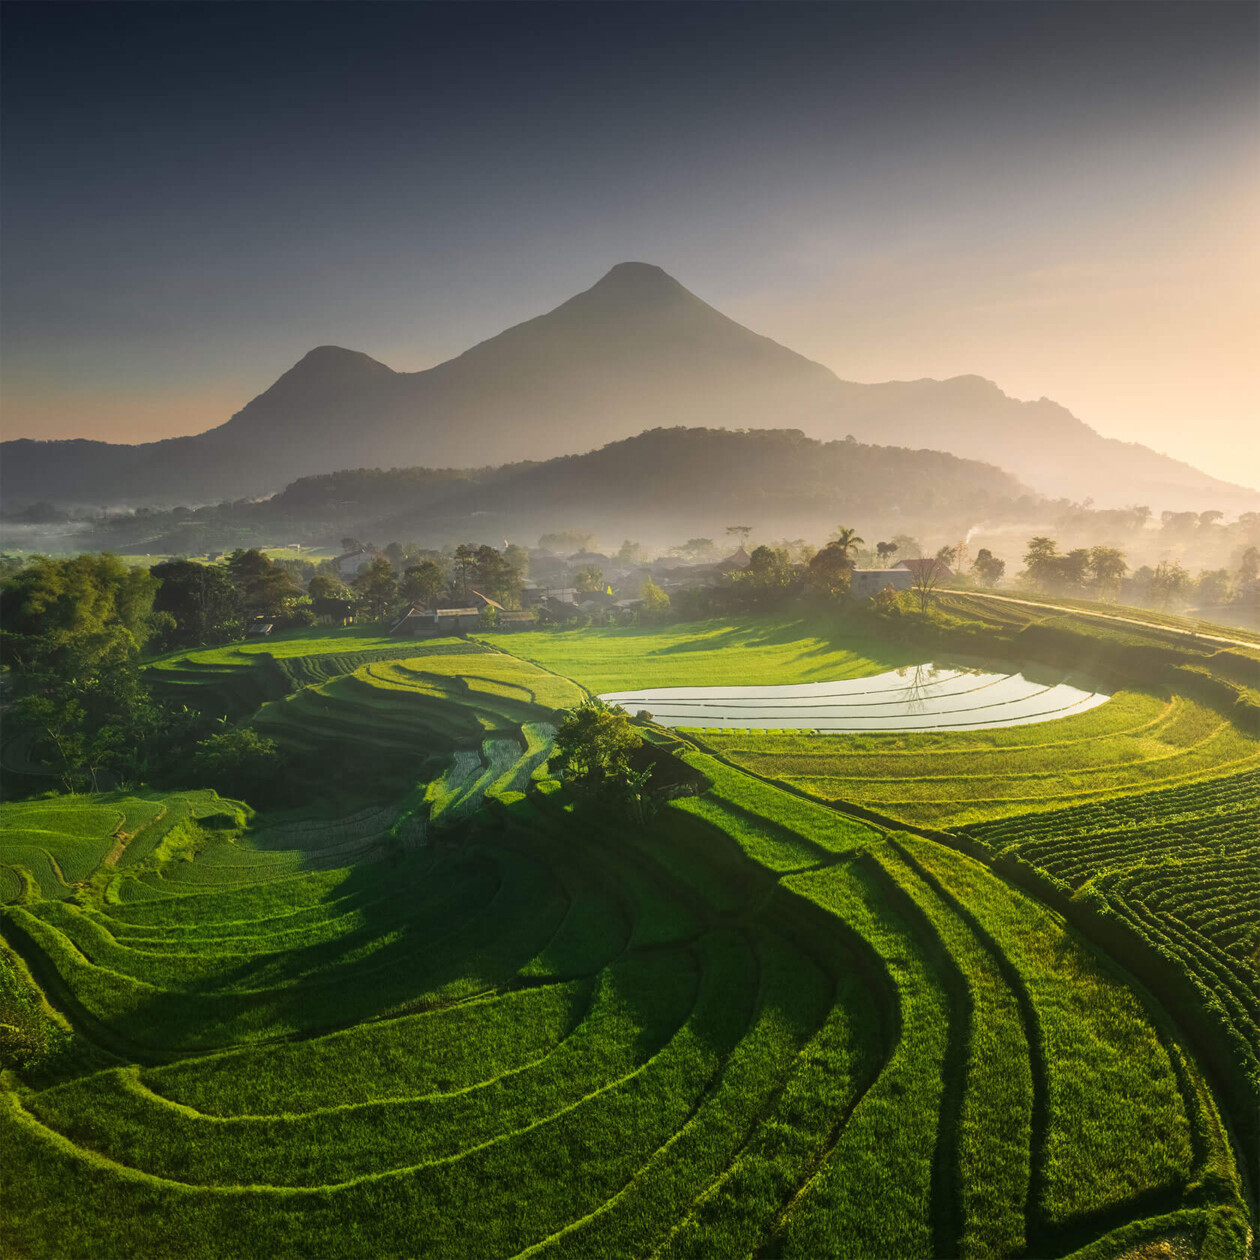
[964,766,1260,848]
[2,636,1250,1258]
[702,690,1260,827]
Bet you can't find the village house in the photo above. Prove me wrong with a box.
[389,606,481,637]
[469,590,535,629]
[896,557,954,581]
[849,568,915,599]
[334,547,380,580]
[668,546,752,590]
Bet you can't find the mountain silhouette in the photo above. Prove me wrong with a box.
[3,262,1254,511]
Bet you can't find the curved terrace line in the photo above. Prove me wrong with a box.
[601,668,1111,733]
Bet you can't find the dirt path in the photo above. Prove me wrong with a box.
[102,806,166,868]
[961,591,1260,652]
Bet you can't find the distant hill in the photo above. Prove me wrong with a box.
[4,262,1255,512]
[79,427,1032,555]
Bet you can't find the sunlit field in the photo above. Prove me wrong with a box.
[3,608,1254,1258]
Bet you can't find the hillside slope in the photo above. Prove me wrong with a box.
[77,427,1032,554]
[4,263,1254,512]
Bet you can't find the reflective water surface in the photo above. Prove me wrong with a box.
[599,665,1111,732]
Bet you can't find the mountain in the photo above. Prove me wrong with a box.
[72,427,1032,556]
[818,373,1254,508]
[4,262,1255,512]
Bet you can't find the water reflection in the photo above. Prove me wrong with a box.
[599,666,1110,732]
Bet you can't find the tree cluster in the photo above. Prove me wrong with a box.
[1019,537,1258,611]
[0,555,205,791]
[551,700,652,820]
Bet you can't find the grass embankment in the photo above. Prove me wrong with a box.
[1,791,246,905]
[702,688,1260,826]
[1,621,1250,1258]
[940,589,1260,647]
[145,631,490,718]
[961,768,1260,1170]
[488,616,916,694]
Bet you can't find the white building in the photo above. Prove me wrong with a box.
[850,568,914,599]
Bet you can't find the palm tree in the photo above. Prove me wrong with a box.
[830,526,865,567]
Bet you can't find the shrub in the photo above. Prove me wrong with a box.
[191,727,284,803]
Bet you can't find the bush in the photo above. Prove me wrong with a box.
[0,949,69,1072]
[552,701,642,790]
[191,727,284,803]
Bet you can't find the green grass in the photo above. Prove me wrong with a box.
[486,615,917,694]
[702,688,1260,826]
[896,839,1198,1231]
[962,768,1260,1157]
[0,791,241,902]
[939,589,1260,646]
[146,627,412,668]
[1,615,1250,1258]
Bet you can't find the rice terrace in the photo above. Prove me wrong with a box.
[3,5,1260,1254]
[1,593,1257,1259]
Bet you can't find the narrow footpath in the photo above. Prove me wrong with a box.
[960,591,1260,652]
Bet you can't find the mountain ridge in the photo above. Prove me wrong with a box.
[3,262,1254,513]
[60,425,1034,556]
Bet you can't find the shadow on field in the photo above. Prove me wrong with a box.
[646,616,918,665]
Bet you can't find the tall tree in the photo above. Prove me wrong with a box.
[452,544,477,602]
[908,549,954,612]
[1059,549,1092,594]
[808,543,854,600]
[970,549,1005,588]
[1022,537,1059,591]
[1,553,158,673]
[150,560,241,649]
[226,550,299,620]
[552,700,642,793]
[639,578,671,621]
[829,526,865,566]
[1150,560,1190,608]
[0,554,180,789]
[351,558,399,622]
[400,562,445,608]
[1088,546,1127,597]
[504,544,531,581]
[736,545,798,607]
[473,545,524,605]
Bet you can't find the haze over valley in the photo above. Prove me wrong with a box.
[3,6,1258,1260]
[5,263,1255,517]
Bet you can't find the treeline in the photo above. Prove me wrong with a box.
[1019,537,1259,610]
[1,555,211,793]
[19,425,1036,558]
[0,543,528,797]
[142,541,533,652]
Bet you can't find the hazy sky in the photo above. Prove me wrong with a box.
[4,2,1257,488]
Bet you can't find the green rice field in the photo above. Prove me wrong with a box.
[486,617,918,693]
[699,688,1260,826]
[2,609,1255,1258]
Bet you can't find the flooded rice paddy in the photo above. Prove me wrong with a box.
[599,665,1111,732]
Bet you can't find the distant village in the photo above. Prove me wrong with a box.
[318,539,918,638]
